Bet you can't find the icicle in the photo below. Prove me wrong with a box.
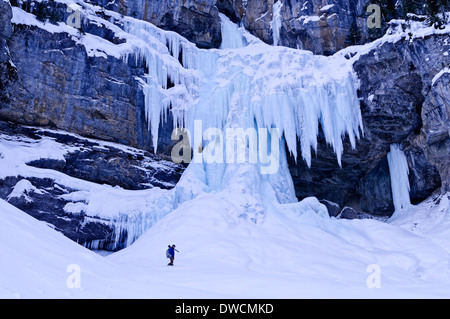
[387,144,411,212]
[219,13,247,49]
[124,12,363,172]
[167,32,181,60]
[122,16,201,153]
[271,1,283,46]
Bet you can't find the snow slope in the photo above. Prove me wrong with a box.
[109,192,450,298]
[0,198,211,298]
[1,191,450,298]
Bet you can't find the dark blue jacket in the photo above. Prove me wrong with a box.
[168,247,175,257]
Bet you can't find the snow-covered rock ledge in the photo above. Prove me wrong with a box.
[0,121,184,251]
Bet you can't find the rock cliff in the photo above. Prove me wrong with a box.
[289,30,449,215]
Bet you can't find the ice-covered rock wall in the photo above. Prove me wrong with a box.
[271,1,283,46]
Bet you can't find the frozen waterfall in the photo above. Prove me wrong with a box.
[387,144,411,213]
[124,14,363,170]
[219,13,247,49]
[103,11,364,246]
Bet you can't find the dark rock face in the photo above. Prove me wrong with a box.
[0,121,184,190]
[420,72,450,192]
[0,1,13,39]
[3,0,371,55]
[27,139,184,191]
[355,33,448,199]
[336,206,379,220]
[289,33,449,216]
[405,146,443,203]
[319,199,340,217]
[338,207,360,220]
[357,157,393,215]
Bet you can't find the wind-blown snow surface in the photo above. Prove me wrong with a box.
[2,192,450,298]
[1,127,449,298]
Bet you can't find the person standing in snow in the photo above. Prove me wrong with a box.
[167,244,177,266]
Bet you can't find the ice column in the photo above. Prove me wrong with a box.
[271,1,283,46]
[219,13,247,49]
[122,17,200,153]
[387,144,411,212]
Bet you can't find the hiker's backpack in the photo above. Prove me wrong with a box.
[166,248,171,258]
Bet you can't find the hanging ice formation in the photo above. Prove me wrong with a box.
[387,144,411,212]
[219,13,247,49]
[271,1,283,46]
[122,18,202,153]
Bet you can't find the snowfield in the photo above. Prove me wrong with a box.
[1,190,450,298]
